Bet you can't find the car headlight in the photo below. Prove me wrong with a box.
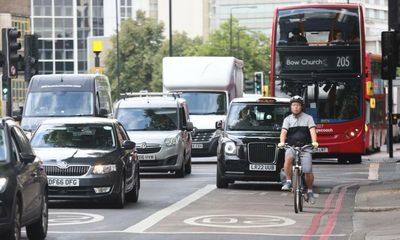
[165,134,179,146]
[0,178,8,193]
[224,141,237,155]
[92,164,117,175]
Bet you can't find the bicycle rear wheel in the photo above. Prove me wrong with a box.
[299,173,304,212]
[293,168,301,213]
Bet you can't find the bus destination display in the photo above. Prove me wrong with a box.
[282,55,353,71]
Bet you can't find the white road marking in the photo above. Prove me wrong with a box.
[184,214,296,228]
[368,163,379,180]
[124,184,216,233]
[48,212,104,226]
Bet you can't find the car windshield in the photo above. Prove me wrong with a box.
[0,129,6,161]
[226,103,290,131]
[31,124,116,149]
[24,91,94,117]
[116,108,178,131]
[180,92,227,115]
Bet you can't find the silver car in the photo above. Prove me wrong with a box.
[114,93,193,177]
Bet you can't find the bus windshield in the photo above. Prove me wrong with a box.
[180,92,227,115]
[276,7,360,46]
[24,91,94,117]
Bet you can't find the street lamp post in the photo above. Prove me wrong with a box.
[229,6,257,56]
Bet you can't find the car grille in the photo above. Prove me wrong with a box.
[44,165,90,176]
[193,130,214,142]
[137,147,161,154]
[248,142,276,164]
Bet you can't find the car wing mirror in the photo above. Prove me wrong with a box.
[20,153,36,164]
[215,120,224,129]
[122,140,136,150]
[186,122,194,131]
[99,108,109,117]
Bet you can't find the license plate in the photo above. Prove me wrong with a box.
[315,147,328,153]
[192,143,203,149]
[48,178,79,187]
[249,164,276,171]
[138,154,156,160]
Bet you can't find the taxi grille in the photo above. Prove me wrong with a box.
[137,147,161,154]
[44,165,90,176]
[248,143,276,163]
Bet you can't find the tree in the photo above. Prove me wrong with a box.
[187,18,271,83]
[151,32,202,91]
[105,11,164,99]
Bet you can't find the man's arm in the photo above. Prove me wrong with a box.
[280,128,288,144]
[310,127,317,143]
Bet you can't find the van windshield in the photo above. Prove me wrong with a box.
[180,92,227,115]
[24,92,94,117]
[117,108,178,131]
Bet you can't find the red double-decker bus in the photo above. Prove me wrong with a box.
[270,4,386,163]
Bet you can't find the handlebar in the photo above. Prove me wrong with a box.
[279,144,313,152]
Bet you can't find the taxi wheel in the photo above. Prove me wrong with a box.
[126,168,140,203]
[216,164,229,188]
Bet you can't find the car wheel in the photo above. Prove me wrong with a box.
[113,177,125,209]
[26,192,48,240]
[216,163,229,188]
[185,154,192,174]
[126,167,140,203]
[175,159,186,178]
[0,198,21,240]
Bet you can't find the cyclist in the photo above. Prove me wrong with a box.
[278,96,318,204]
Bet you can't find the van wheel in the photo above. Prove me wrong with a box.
[185,155,192,174]
[26,193,48,240]
[126,168,140,203]
[0,198,21,240]
[216,163,229,188]
[175,162,185,178]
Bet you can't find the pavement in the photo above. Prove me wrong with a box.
[351,143,400,240]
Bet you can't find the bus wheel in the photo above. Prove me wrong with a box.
[349,155,362,164]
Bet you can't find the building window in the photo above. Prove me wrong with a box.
[33,0,52,16]
[121,0,133,21]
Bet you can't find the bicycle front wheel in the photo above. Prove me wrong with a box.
[293,168,301,213]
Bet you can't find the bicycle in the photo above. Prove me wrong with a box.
[283,144,312,213]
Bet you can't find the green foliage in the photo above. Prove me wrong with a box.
[104,15,271,100]
[105,11,164,99]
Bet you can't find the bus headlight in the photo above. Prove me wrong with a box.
[345,128,360,139]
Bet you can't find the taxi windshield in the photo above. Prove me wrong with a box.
[226,103,290,131]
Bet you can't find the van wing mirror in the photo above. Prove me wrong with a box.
[99,108,109,117]
[186,122,194,131]
[215,120,224,129]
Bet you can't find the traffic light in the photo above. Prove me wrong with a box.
[2,78,8,98]
[381,31,397,80]
[389,0,400,31]
[2,28,22,78]
[24,34,39,82]
[244,79,255,94]
[254,72,263,94]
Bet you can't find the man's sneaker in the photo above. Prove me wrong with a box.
[307,192,316,204]
[281,182,292,191]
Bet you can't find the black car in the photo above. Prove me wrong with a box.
[30,117,140,208]
[0,117,48,240]
[216,97,290,188]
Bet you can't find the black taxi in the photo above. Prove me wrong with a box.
[216,97,290,188]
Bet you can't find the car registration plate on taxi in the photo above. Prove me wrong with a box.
[249,164,276,171]
[48,178,79,187]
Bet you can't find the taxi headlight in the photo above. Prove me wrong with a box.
[0,178,8,193]
[224,141,237,155]
[92,164,117,175]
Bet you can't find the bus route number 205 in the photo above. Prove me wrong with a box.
[336,56,351,68]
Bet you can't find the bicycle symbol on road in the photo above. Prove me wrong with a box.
[184,214,295,228]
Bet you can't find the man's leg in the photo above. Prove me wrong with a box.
[282,150,294,191]
[302,152,316,204]
[305,173,314,189]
